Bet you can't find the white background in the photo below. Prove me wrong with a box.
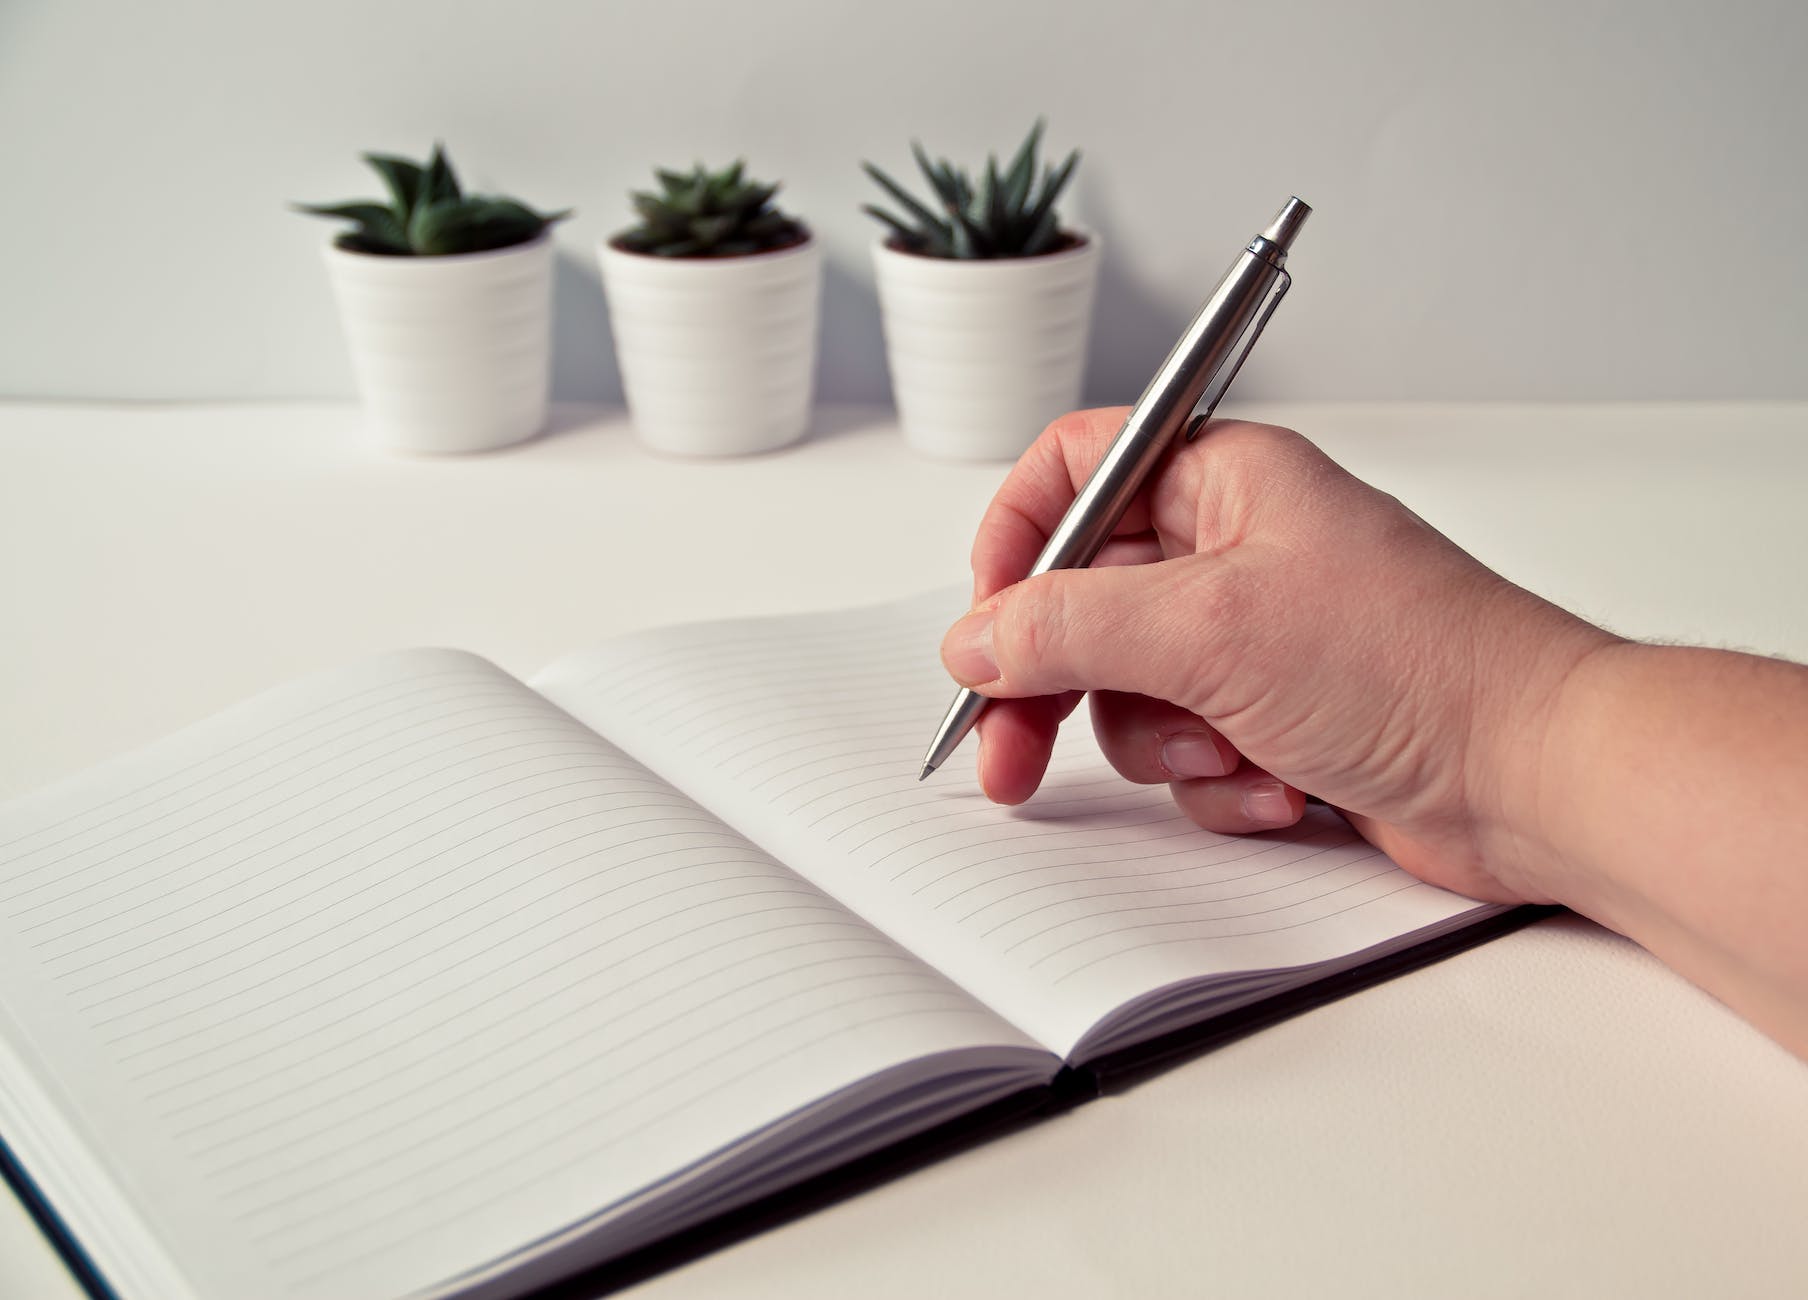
[1,0,1803,405]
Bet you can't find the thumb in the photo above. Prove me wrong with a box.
[941,559,1227,709]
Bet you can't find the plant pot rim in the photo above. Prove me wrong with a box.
[601,228,817,263]
[871,227,1097,265]
[323,229,554,266]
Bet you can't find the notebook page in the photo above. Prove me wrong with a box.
[534,590,1492,1057]
[0,648,1041,1300]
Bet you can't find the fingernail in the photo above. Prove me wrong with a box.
[1242,780,1293,825]
[1160,731,1233,778]
[943,611,998,685]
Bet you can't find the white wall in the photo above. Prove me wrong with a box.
[0,0,1802,404]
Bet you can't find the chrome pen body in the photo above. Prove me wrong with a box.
[919,197,1310,780]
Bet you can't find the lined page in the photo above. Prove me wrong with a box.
[534,590,1492,1057]
[0,648,1038,1300]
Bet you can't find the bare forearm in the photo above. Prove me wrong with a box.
[1509,642,1808,1056]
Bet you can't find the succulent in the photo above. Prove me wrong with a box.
[294,144,570,256]
[861,120,1079,259]
[613,161,807,257]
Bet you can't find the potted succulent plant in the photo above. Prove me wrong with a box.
[862,121,1097,461]
[599,161,820,457]
[296,145,570,454]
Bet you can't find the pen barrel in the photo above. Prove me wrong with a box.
[1028,249,1286,578]
[924,202,1304,778]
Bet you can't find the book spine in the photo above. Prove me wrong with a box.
[0,1132,121,1300]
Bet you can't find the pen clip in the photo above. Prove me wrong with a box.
[1185,268,1291,440]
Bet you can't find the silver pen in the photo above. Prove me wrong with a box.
[919,196,1311,780]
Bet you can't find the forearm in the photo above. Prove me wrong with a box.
[1505,641,1808,1056]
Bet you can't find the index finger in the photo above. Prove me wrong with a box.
[969,407,1142,602]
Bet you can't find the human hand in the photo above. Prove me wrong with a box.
[940,409,1615,905]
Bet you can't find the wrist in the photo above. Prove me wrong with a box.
[1461,585,1622,907]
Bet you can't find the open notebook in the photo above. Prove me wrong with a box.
[0,588,1517,1300]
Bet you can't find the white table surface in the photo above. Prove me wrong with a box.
[2,400,1806,1299]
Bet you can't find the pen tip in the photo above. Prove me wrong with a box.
[918,763,936,782]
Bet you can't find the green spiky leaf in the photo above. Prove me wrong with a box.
[361,154,426,225]
[912,143,949,202]
[614,160,807,258]
[861,121,1079,259]
[408,197,541,256]
[294,200,399,232]
[861,162,951,243]
[424,143,460,204]
[294,145,568,256]
[1022,149,1081,237]
[292,201,408,254]
[980,158,1004,238]
[1002,120,1043,206]
[861,203,917,244]
[1021,204,1061,257]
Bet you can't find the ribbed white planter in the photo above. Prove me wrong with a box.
[873,233,1100,461]
[599,236,821,457]
[323,234,553,455]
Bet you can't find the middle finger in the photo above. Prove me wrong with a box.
[1088,690,1240,784]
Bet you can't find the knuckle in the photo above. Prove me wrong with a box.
[1039,408,1089,444]
[1219,421,1320,488]
[1207,417,1303,460]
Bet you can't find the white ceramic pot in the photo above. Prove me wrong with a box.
[872,232,1100,461]
[323,234,553,455]
[598,235,821,457]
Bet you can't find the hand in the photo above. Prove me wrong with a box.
[940,408,1614,905]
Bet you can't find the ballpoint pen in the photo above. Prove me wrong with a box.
[919,196,1310,780]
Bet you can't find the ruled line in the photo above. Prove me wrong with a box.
[83,810,720,1017]
[71,788,684,1007]
[1030,860,1397,971]
[968,828,1350,934]
[0,665,493,856]
[224,965,933,1218]
[255,991,980,1260]
[276,1003,996,1294]
[16,711,598,933]
[588,618,909,700]
[18,734,611,930]
[1050,878,1428,983]
[104,821,766,1059]
[175,924,876,1143]
[999,845,1365,956]
[39,765,631,970]
[0,680,522,891]
[934,823,1266,914]
[88,819,746,1035]
[174,885,837,1158]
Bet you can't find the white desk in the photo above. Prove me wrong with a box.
[3,401,1806,1298]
